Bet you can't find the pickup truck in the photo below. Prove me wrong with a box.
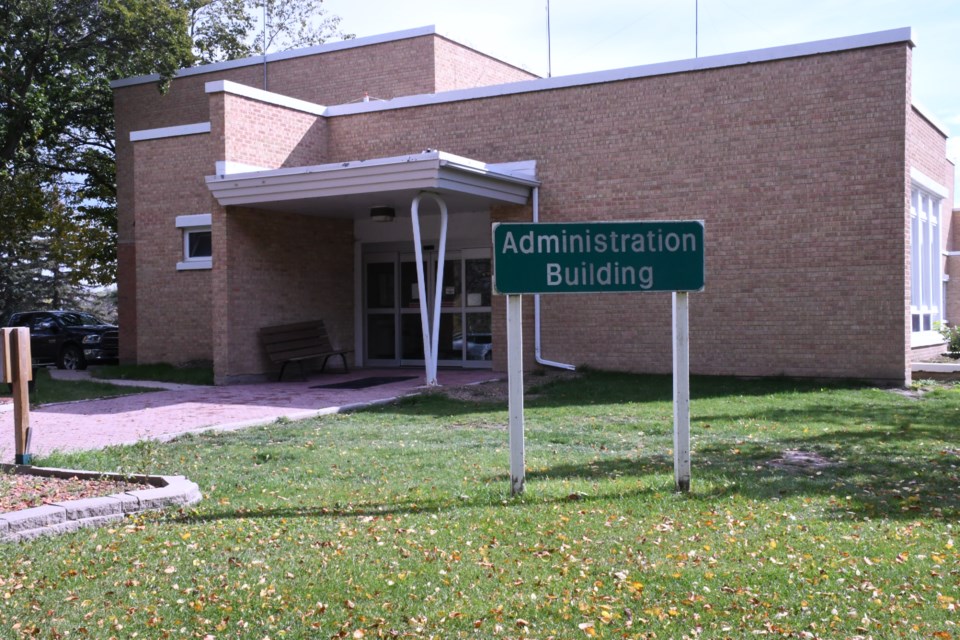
[5,310,118,370]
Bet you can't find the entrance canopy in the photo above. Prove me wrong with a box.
[206,150,538,386]
[205,150,538,215]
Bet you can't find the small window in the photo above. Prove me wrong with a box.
[186,229,212,259]
[176,214,212,271]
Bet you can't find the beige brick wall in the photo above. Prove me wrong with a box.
[213,208,354,383]
[115,32,531,365]
[207,89,351,381]
[131,133,216,364]
[119,33,952,384]
[220,93,326,169]
[327,45,915,382]
[433,36,538,92]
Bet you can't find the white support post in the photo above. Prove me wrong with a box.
[410,193,449,386]
[506,294,525,495]
[673,292,691,492]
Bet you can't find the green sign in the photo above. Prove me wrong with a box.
[493,221,704,294]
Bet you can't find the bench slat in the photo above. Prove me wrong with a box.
[268,346,335,360]
[259,320,351,379]
[263,335,331,352]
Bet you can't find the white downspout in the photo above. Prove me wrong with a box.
[533,186,576,371]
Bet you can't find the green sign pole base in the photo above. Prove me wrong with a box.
[15,453,32,465]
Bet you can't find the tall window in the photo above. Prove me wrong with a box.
[910,174,945,345]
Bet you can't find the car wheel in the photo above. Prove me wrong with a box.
[58,344,87,370]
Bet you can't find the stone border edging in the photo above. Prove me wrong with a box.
[911,361,960,373]
[0,464,202,543]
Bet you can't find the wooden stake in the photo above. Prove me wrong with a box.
[0,328,12,384]
[9,328,33,465]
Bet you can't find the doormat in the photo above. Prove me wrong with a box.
[310,376,417,390]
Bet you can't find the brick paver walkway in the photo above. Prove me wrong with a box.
[1,369,498,462]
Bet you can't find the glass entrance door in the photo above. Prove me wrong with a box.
[363,249,492,368]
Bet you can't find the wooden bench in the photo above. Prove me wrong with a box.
[259,320,351,381]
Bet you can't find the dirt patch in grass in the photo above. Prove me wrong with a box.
[435,369,581,403]
[0,473,143,513]
[767,449,838,473]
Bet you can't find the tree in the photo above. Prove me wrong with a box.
[0,0,195,318]
[188,0,352,65]
[0,169,92,319]
[0,0,194,169]
[0,0,349,321]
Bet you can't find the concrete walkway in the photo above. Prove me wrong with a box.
[1,369,499,462]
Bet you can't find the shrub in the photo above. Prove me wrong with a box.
[935,321,960,354]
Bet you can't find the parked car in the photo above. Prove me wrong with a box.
[5,310,119,370]
[452,332,493,360]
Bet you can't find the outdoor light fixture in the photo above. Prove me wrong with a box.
[370,206,396,222]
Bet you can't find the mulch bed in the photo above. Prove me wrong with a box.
[0,473,143,513]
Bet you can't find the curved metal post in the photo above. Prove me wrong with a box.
[410,192,449,386]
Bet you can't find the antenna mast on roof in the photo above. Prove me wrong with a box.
[695,0,699,58]
[262,2,269,90]
[546,0,552,78]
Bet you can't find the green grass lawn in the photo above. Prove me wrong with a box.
[0,368,157,406]
[3,372,959,639]
[89,362,215,386]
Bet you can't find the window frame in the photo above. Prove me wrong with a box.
[909,169,948,347]
[175,213,212,271]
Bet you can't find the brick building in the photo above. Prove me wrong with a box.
[112,25,955,385]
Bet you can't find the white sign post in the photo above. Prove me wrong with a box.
[672,292,691,492]
[506,295,525,495]
[494,220,704,495]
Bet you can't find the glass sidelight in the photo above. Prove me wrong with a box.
[365,259,396,361]
[363,249,491,367]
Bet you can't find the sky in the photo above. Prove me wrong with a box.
[322,0,960,203]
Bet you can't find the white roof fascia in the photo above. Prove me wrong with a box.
[205,80,327,115]
[209,151,537,186]
[205,151,536,207]
[325,27,915,118]
[212,151,445,181]
[912,100,950,137]
[110,26,437,89]
[487,160,537,182]
[130,122,211,142]
[434,174,532,204]
[435,151,539,186]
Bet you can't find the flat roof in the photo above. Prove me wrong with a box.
[324,27,914,118]
[110,25,440,89]
[195,27,916,125]
[205,150,539,216]
[112,25,913,100]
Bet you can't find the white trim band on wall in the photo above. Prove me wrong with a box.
[130,122,211,142]
[215,161,271,176]
[176,213,212,228]
[205,80,327,116]
[176,260,212,271]
[910,167,949,198]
